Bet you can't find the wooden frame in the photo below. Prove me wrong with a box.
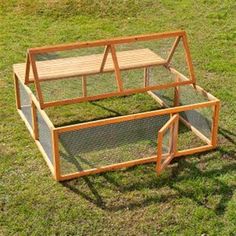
[156,114,179,174]
[14,72,219,181]
[13,31,220,181]
[13,30,196,109]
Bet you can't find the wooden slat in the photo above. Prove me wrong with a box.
[29,30,186,54]
[14,48,166,82]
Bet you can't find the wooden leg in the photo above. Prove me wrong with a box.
[211,101,220,147]
[174,76,180,106]
[144,67,149,87]
[31,98,39,140]
[52,129,61,181]
[82,75,87,97]
[14,73,21,109]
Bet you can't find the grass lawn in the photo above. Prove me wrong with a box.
[0,0,236,235]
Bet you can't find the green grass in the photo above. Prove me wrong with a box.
[1,0,236,235]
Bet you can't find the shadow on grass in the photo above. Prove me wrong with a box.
[61,146,236,215]
[219,127,236,146]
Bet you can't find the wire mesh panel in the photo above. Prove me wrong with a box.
[152,87,175,107]
[37,110,53,165]
[19,80,32,128]
[58,114,170,175]
[46,93,162,127]
[169,40,190,78]
[180,106,213,140]
[179,84,209,105]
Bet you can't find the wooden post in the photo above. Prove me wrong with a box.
[82,75,87,97]
[156,131,163,174]
[211,101,220,147]
[52,129,60,181]
[110,45,123,92]
[24,52,30,84]
[173,114,179,155]
[144,67,149,87]
[31,98,39,140]
[174,75,180,106]
[14,73,21,109]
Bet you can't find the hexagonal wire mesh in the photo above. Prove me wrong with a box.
[37,109,54,165]
[19,80,32,128]
[58,114,170,175]
[32,36,188,104]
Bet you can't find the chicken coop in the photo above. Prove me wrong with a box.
[13,30,220,181]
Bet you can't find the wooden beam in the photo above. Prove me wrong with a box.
[211,101,220,147]
[28,52,45,108]
[14,73,21,109]
[144,67,149,87]
[55,100,217,133]
[52,129,61,181]
[110,45,123,92]
[181,33,196,84]
[100,45,111,72]
[31,98,39,140]
[175,144,214,157]
[156,130,163,174]
[174,75,180,106]
[43,80,192,108]
[82,75,87,97]
[173,114,179,155]
[29,30,186,54]
[166,36,181,65]
[59,155,157,181]
[24,52,30,84]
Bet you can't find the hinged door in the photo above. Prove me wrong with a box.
[156,114,179,175]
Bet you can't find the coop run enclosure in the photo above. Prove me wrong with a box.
[13,30,220,181]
